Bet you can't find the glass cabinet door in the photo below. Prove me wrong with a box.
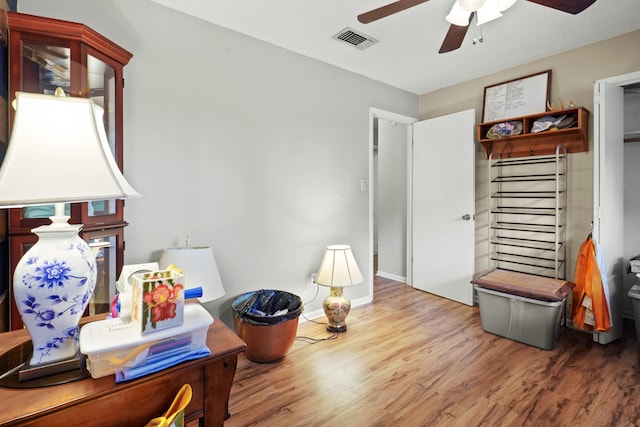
[22,41,70,94]
[15,40,74,225]
[81,51,121,224]
[9,40,125,229]
[83,228,123,316]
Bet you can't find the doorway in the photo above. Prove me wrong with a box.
[368,107,476,307]
[368,108,416,295]
[374,117,409,282]
[592,70,640,344]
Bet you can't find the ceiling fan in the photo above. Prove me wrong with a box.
[357,0,597,53]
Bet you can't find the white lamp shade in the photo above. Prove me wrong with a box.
[316,244,364,287]
[477,0,503,25]
[159,246,226,303]
[0,92,140,208]
[446,1,472,26]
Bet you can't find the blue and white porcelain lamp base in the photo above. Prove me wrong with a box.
[13,210,97,382]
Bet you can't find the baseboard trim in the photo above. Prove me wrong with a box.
[375,271,406,283]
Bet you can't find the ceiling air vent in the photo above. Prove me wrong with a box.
[332,27,378,50]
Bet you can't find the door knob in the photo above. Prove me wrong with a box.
[462,214,471,221]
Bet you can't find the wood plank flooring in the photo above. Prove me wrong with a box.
[225,276,640,426]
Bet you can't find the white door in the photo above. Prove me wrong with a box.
[412,109,475,306]
[593,80,625,344]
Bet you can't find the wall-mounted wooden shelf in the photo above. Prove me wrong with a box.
[478,107,589,159]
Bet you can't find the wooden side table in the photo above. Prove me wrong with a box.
[0,316,246,426]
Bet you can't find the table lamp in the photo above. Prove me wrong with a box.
[158,246,226,303]
[315,244,364,332]
[0,90,140,381]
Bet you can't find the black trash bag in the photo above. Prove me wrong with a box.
[231,289,303,326]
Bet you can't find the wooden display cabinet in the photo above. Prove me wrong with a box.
[477,107,590,159]
[5,12,132,330]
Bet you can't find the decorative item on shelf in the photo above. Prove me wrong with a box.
[557,98,566,110]
[478,107,589,159]
[315,244,364,332]
[0,90,140,382]
[486,121,523,139]
[158,245,226,304]
[531,114,576,133]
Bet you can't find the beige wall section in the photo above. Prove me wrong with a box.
[419,30,640,280]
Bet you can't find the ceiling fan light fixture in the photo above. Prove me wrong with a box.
[477,0,503,25]
[497,0,517,12]
[446,1,472,26]
[458,0,486,12]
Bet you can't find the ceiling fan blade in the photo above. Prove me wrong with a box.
[439,12,473,54]
[526,0,597,14]
[358,0,431,24]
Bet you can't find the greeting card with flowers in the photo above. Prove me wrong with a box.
[131,270,185,334]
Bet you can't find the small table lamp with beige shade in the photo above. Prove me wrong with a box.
[315,244,364,332]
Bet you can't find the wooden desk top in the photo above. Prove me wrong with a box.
[0,315,246,425]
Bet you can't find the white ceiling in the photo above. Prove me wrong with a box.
[149,0,640,95]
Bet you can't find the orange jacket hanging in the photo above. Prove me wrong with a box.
[572,235,611,332]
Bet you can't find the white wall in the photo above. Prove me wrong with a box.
[376,119,407,280]
[18,0,418,325]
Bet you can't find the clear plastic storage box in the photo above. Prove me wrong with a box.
[80,303,213,378]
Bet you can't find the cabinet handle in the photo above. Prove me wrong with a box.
[462,214,471,221]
